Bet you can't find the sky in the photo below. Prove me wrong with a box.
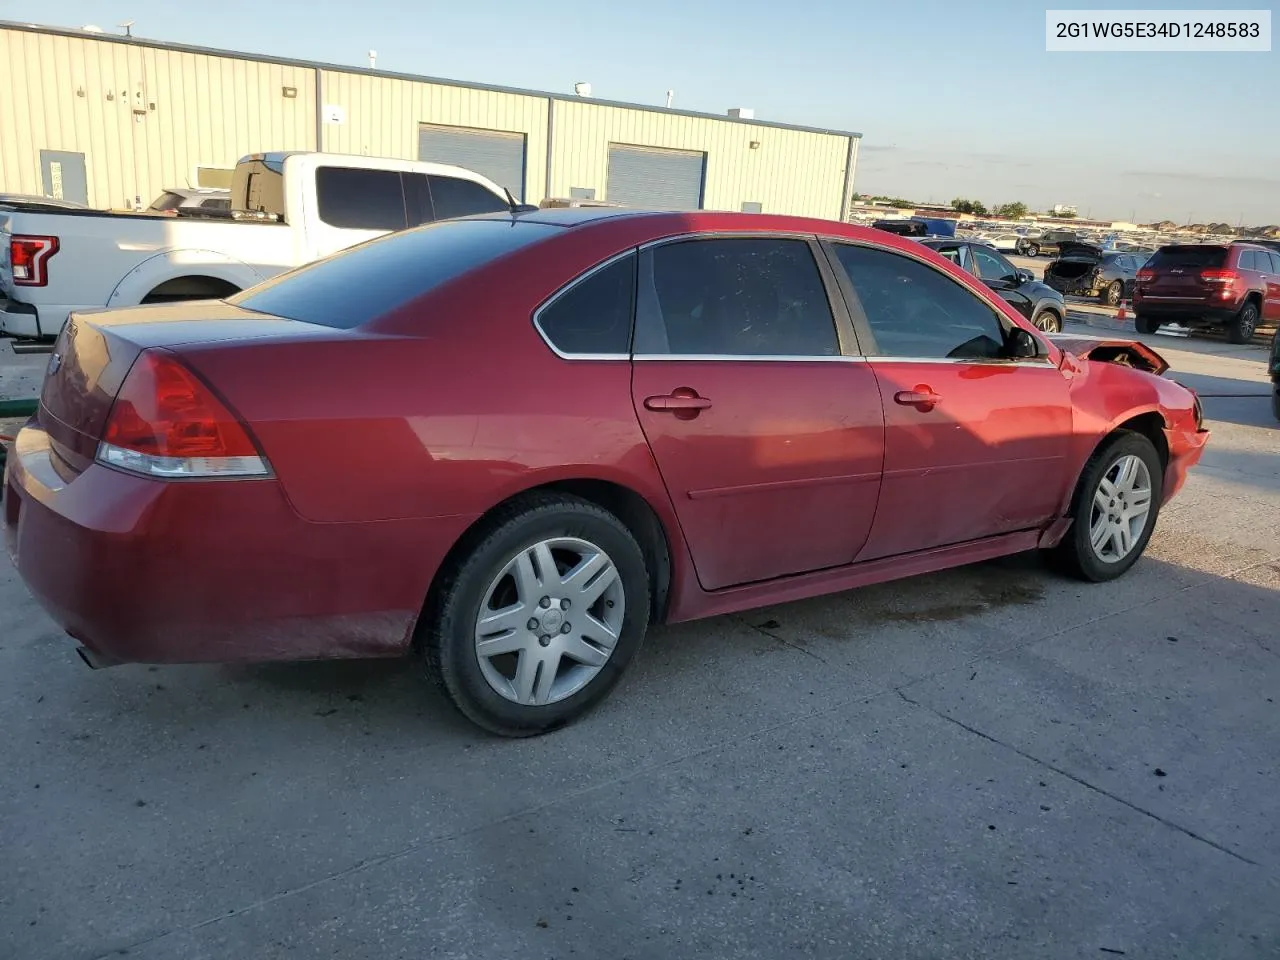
[29,0,1280,224]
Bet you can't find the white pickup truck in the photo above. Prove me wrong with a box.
[0,151,516,340]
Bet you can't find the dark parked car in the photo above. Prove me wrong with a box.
[1270,327,1280,421]
[5,210,1208,736]
[919,238,1067,332]
[1023,230,1078,258]
[1134,243,1280,343]
[1044,242,1149,305]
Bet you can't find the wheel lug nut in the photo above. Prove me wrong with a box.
[561,622,572,634]
[527,618,539,630]
[540,597,551,608]
[539,635,551,647]
[561,598,571,610]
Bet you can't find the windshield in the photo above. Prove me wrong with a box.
[230,217,557,328]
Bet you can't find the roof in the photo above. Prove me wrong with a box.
[2,20,862,141]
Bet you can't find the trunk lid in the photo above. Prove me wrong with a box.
[1143,245,1227,297]
[39,301,333,474]
[1047,333,1169,376]
[1055,241,1102,262]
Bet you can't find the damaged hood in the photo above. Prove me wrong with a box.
[1047,333,1170,376]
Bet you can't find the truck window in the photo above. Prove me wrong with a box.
[230,218,558,329]
[234,158,287,222]
[428,175,509,220]
[316,167,409,231]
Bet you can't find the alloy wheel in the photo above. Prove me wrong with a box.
[473,537,626,706]
[1088,454,1153,563]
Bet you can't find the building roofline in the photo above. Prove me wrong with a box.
[2,20,863,140]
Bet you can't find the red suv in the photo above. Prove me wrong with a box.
[1134,242,1280,343]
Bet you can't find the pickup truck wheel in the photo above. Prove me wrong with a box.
[421,493,651,737]
[1226,302,1258,345]
[1024,243,1039,257]
[1134,315,1160,335]
[1051,431,1163,583]
[1102,281,1123,306]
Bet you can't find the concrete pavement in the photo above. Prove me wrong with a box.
[1,329,1277,960]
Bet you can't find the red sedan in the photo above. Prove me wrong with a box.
[3,209,1209,736]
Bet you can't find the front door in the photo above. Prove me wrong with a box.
[630,235,885,591]
[969,244,1034,320]
[825,240,1072,560]
[39,150,88,205]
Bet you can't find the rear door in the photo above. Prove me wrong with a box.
[630,235,885,591]
[306,166,409,260]
[825,240,1072,560]
[1263,251,1280,322]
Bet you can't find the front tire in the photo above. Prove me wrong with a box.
[1033,308,1063,334]
[1051,431,1163,583]
[422,493,651,737]
[1226,301,1259,345]
[1102,280,1123,306]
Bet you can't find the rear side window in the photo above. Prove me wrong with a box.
[315,167,408,231]
[1147,246,1227,270]
[635,237,839,357]
[1269,252,1280,273]
[536,254,636,356]
[231,219,557,329]
[429,176,509,220]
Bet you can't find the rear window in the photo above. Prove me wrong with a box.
[1147,246,1227,270]
[230,218,557,329]
[148,192,186,212]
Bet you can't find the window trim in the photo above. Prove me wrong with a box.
[531,248,638,361]
[819,236,1057,366]
[633,232,862,360]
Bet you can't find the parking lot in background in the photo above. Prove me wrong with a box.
[2,312,1277,960]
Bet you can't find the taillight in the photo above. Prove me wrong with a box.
[1199,268,1239,282]
[1136,268,1155,282]
[96,350,270,479]
[9,235,59,286]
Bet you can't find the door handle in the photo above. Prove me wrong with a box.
[894,387,942,410]
[644,393,713,412]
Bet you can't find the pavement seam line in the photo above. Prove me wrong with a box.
[736,614,830,664]
[894,688,1262,868]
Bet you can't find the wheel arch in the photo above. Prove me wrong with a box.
[1063,410,1169,519]
[107,249,263,308]
[418,477,678,645]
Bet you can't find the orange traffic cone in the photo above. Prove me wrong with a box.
[1115,299,1129,323]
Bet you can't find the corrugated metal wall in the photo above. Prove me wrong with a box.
[0,27,316,209]
[0,25,856,220]
[550,100,851,220]
[317,70,547,202]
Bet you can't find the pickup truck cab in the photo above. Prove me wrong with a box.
[0,151,513,339]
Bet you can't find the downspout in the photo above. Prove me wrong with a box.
[544,97,555,203]
[314,67,324,151]
[840,135,860,222]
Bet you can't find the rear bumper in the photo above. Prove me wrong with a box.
[4,420,475,664]
[1132,299,1239,326]
[0,298,75,339]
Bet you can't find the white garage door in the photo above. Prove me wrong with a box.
[606,144,705,210]
[418,124,527,201]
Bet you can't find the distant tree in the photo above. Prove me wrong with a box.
[1048,209,1075,218]
[994,201,1028,219]
[888,199,912,209]
[951,197,989,216]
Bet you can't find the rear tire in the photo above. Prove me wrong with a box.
[1051,431,1163,583]
[1134,314,1160,334]
[1025,243,1040,258]
[1226,301,1259,345]
[1272,389,1280,422]
[1103,280,1123,306]
[421,493,651,737]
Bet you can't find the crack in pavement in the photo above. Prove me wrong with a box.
[88,554,1278,958]
[737,614,830,665]
[894,687,1261,868]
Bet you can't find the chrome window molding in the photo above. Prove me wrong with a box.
[632,353,865,363]
[531,248,638,360]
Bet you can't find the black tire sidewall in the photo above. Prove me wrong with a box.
[430,498,650,736]
[1062,432,1164,582]
[1229,303,1258,344]
[1135,315,1159,334]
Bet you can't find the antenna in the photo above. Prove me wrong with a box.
[665,89,674,108]
[368,49,377,69]
[119,20,134,38]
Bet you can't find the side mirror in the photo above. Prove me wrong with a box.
[1006,327,1040,359]
[1016,269,1034,284]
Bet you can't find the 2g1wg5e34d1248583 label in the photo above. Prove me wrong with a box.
[1046,9,1271,51]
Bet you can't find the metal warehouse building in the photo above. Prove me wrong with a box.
[0,22,861,220]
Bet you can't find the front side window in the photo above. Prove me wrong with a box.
[831,243,1010,360]
[315,167,407,231]
[429,176,509,220]
[972,246,1017,283]
[636,237,839,357]
[536,253,636,356]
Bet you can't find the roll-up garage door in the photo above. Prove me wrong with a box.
[606,144,705,210]
[418,124,527,200]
